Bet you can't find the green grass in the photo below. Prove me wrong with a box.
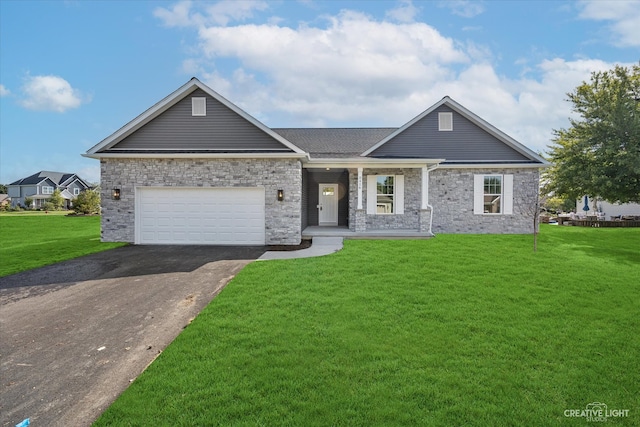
[0,212,126,277]
[95,226,640,426]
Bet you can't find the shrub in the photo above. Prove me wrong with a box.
[73,189,100,215]
[49,189,65,210]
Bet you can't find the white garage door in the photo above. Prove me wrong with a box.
[136,187,265,245]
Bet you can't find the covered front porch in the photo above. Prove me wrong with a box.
[301,159,443,237]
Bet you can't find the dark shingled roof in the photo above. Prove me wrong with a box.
[272,128,397,158]
[10,171,79,186]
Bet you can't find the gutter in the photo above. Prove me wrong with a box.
[425,164,439,237]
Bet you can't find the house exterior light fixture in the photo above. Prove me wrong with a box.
[277,189,284,201]
[112,188,121,200]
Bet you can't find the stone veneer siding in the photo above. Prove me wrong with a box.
[348,168,422,231]
[100,158,302,245]
[431,168,539,234]
[348,167,539,234]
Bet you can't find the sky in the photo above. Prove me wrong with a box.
[1,0,639,185]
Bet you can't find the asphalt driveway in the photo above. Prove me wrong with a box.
[0,245,266,427]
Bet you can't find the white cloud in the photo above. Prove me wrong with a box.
[20,75,85,112]
[154,0,268,27]
[0,84,10,97]
[154,0,198,27]
[156,2,630,156]
[386,0,420,23]
[438,1,485,18]
[578,0,640,47]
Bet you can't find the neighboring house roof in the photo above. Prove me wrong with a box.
[0,194,10,204]
[9,171,90,190]
[272,128,397,158]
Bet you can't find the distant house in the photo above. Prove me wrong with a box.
[578,196,640,220]
[0,194,10,208]
[7,171,91,209]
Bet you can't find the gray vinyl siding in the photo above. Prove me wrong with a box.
[304,169,349,226]
[109,89,291,152]
[370,105,531,162]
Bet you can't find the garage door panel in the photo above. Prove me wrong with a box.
[137,187,265,245]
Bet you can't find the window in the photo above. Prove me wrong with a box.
[42,186,54,195]
[73,188,80,196]
[439,112,453,131]
[376,176,395,214]
[473,174,513,215]
[192,97,206,116]
[483,176,502,213]
[322,187,335,196]
[367,175,404,215]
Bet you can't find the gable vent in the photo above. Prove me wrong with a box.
[438,112,453,131]
[192,97,206,116]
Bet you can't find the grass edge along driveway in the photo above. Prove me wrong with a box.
[0,213,125,277]
[95,226,639,426]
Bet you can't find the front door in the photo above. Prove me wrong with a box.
[318,184,338,226]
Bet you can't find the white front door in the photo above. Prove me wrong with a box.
[318,183,338,226]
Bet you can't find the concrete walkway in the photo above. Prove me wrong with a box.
[258,237,344,260]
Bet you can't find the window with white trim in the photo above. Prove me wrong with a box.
[439,112,453,131]
[474,174,513,215]
[367,174,405,215]
[42,186,54,195]
[192,97,206,116]
[73,188,80,196]
[484,175,502,213]
[376,175,395,214]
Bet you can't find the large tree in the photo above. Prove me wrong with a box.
[546,63,640,204]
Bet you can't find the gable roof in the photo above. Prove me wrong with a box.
[9,171,84,187]
[361,96,548,165]
[85,78,305,157]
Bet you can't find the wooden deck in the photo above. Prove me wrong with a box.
[569,219,640,227]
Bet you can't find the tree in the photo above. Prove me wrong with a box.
[49,189,65,210]
[515,173,544,252]
[24,196,33,209]
[0,184,7,193]
[73,189,100,215]
[546,63,640,204]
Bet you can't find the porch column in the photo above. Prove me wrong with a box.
[355,167,366,232]
[357,167,363,210]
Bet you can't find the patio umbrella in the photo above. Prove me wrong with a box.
[582,195,590,211]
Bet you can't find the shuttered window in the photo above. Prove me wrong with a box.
[438,112,453,131]
[367,175,404,215]
[192,97,206,116]
[473,174,513,215]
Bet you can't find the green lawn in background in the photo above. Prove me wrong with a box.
[0,212,126,277]
[94,226,639,426]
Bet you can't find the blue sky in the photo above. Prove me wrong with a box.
[1,0,638,185]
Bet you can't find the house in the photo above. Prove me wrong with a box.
[7,171,91,209]
[84,78,548,246]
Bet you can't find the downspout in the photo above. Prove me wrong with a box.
[424,164,439,236]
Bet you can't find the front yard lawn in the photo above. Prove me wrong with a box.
[0,212,126,277]
[95,226,640,426]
